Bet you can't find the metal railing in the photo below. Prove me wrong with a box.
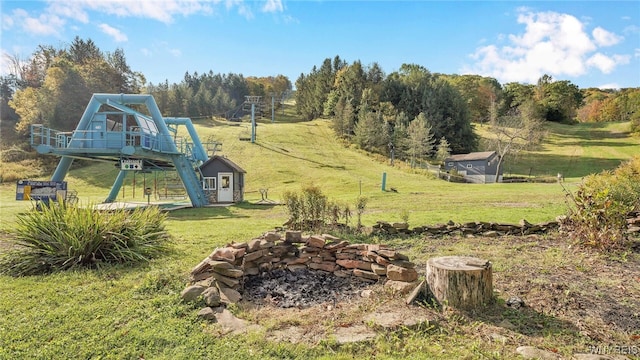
[30,124,190,155]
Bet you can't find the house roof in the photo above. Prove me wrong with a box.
[200,155,246,173]
[446,151,497,162]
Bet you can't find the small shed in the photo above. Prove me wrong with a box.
[198,155,246,203]
[444,151,502,183]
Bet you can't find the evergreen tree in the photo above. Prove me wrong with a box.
[435,137,451,164]
[406,112,435,168]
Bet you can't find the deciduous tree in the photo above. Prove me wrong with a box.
[485,101,545,182]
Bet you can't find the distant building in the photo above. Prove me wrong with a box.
[444,151,502,183]
[198,155,246,203]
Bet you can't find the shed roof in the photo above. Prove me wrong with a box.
[446,151,497,162]
[200,155,246,173]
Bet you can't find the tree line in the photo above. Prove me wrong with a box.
[294,56,640,168]
[144,72,292,120]
[1,39,638,164]
[1,37,292,140]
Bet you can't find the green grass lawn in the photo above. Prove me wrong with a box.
[0,117,638,359]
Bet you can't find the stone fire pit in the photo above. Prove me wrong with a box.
[181,231,420,315]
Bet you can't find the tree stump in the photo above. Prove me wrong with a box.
[426,256,493,309]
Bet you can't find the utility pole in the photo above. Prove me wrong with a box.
[271,93,275,123]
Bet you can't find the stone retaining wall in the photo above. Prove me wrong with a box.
[371,212,640,237]
[371,219,561,237]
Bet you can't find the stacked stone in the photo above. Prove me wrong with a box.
[182,245,245,310]
[627,212,640,234]
[373,219,561,237]
[183,230,419,306]
[333,244,419,283]
[369,222,411,235]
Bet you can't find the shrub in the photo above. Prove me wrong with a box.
[355,196,368,230]
[0,202,173,276]
[282,184,329,231]
[282,185,362,232]
[563,156,640,250]
[282,190,302,229]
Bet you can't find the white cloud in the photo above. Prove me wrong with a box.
[169,48,182,57]
[465,9,630,84]
[3,0,256,39]
[262,0,284,13]
[34,0,204,24]
[281,14,298,25]
[586,53,616,73]
[598,83,620,90]
[236,3,254,20]
[624,24,640,35]
[2,13,14,30]
[2,0,277,48]
[47,1,89,24]
[586,53,630,74]
[5,8,66,36]
[636,48,640,58]
[592,27,622,46]
[99,23,128,42]
[72,0,268,23]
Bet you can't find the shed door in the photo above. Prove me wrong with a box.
[90,114,106,148]
[218,172,233,202]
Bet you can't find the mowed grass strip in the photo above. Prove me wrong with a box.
[486,121,640,179]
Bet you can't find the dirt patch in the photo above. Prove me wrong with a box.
[243,284,439,346]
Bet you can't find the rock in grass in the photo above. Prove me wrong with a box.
[181,285,205,302]
[516,346,561,359]
[202,286,221,307]
[197,307,217,321]
[218,286,242,304]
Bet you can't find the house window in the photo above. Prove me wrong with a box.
[202,177,216,190]
[466,164,473,168]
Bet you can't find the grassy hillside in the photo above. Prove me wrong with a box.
[3,117,640,235]
[479,121,640,179]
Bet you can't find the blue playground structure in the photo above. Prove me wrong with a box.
[30,93,210,207]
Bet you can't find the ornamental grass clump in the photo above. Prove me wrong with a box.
[0,202,173,276]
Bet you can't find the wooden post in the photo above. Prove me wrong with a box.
[426,256,493,309]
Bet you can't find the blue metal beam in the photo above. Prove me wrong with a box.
[105,170,127,203]
[164,117,208,162]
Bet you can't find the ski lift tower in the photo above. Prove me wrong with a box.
[29,93,210,208]
[245,96,261,143]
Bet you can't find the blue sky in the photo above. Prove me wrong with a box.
[1,0,639,90]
